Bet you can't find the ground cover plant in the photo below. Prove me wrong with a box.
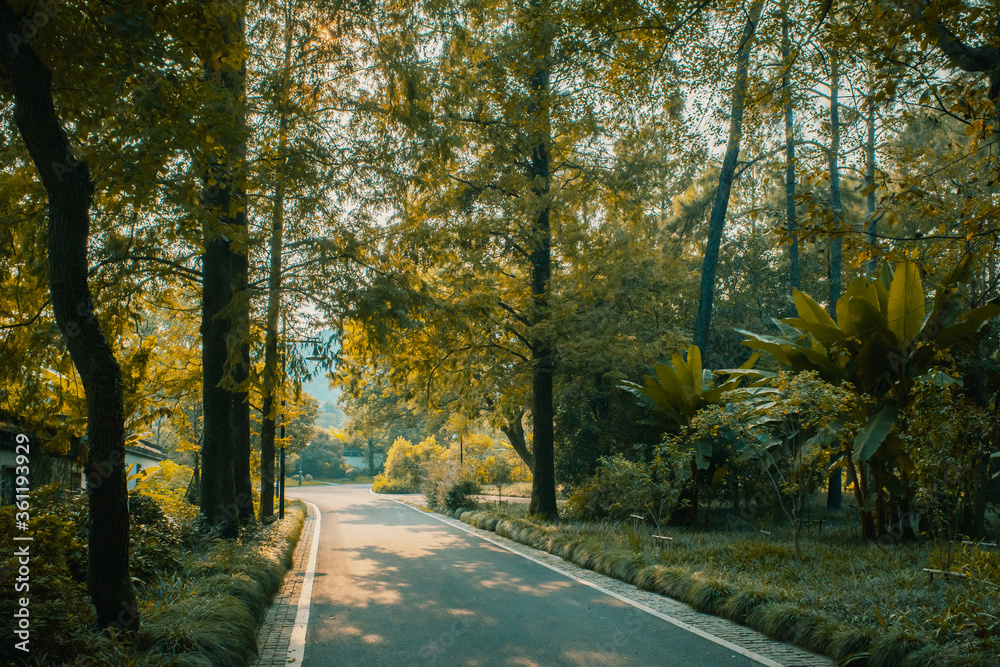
[0,464,306,667]
[442,503,1000,667]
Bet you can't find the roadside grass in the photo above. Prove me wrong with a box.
[283,476,333,486]
[441,504,1000,666]
[136,502,306,665]
[0,491,306,667]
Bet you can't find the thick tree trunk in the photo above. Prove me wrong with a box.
[693,1,764,356]
[526,0,558,520]
[200,0,249,538]
[0,1,137,631]
[201,201,237,537]
[260,0,294,521]
[782,0,799,296]
[232,288,254,525]
[824,38,844,512]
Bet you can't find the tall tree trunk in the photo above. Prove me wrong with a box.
[827,44,842,319]
[260,0,295,521]
[231,2,253,526]
[693,1,764,356]
[233,280,253,524]
[864,78,878,276]
[0,2,138,631]
[201,0,249,538]
[825,40,846,511]
[526,0,558,520]
[782,0,799,296]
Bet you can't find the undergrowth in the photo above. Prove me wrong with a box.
[0,482,306,667]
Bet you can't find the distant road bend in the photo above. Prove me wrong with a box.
[288,484,779,667]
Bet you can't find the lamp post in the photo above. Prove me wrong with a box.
[278,333,325,520]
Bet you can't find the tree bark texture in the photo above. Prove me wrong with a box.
[200,0,250,538]
[500,411,534,470]
[693,1,764,357]
[782,0,799,296]
[526,0,558,520]
[826,44,842,319]
[260,0,294,520]
[0,1,138,630]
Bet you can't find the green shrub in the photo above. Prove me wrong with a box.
[0,478,306,667]
[565,454,682,526]
[0,487,97,665]
[421,455,480,510]
[372,472,417,493]
[444,480,480,510]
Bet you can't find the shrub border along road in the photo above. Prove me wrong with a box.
[438,507,987,667]
[136,502,307,666]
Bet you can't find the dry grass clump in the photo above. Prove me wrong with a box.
[447,506,1000,666]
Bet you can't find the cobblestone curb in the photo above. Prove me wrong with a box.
[386,494,834,667]
[252,503,319,667]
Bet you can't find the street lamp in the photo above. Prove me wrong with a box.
[279,334,325,519]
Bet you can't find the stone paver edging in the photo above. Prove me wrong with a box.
[253,501,320,667]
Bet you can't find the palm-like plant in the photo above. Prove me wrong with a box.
[739,259,1000,540]
[620,345,767,523]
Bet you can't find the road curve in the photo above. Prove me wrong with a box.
[287,484,761,667]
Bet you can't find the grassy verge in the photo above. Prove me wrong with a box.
[0,490,307,667]
[135,501,307,666]
[283,477,334,486]
[440,505,999,667]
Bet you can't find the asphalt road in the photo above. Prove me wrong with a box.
[287,484,762,667]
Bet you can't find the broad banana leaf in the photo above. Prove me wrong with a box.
[793,288,838,329]
[671,352,694,392]
[782,317,845,348]
[688,345,703,394]
[847,296,887,340]
[933,301,1000,350]
[887,261,925,349]
[853,405,899,463]
[837,277,882,338]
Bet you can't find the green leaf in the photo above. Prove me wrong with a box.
[919,370,963,388]
[887,261,925,349]
[837,277,881,337]
[693,439,713,470]
[934,302,1000,350]
[688,345,703,394]
[782,317,845,348]
[793,288,838,329]
[848,297,889,340]
[739,332,793,367]
[861,493,877,513]
[853,406,899,462]
[873,279,889,316]
[671,352,693,392]
[877,263,894,291]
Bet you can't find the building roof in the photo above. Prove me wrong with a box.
[127,440,168,462]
